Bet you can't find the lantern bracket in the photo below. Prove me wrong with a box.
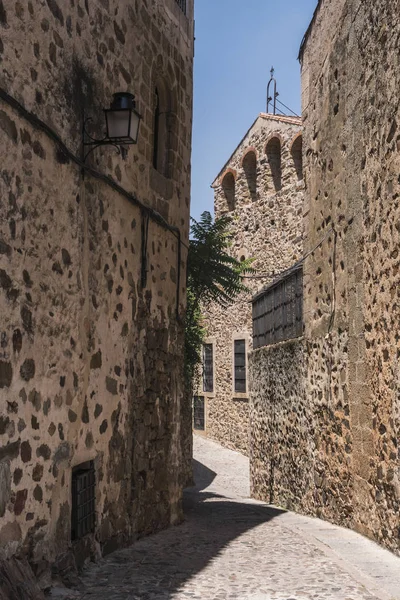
[82,117,122,163]
[81,92,141,164]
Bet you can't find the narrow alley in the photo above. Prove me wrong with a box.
[52,436,400,600]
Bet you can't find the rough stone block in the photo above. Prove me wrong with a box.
[0,557,45,600]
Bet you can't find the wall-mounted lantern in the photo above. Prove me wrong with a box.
[83,92,142,162]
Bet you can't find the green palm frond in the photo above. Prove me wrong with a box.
[184,211,255,385]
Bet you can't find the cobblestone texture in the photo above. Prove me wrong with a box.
[49,435,399,600]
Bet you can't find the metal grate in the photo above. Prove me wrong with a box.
[71,462,96,541]
[193,396,205,431]
[252,266,303,349]
[234,339,247,393]
[175,0,187,14]
[203,344,213,393]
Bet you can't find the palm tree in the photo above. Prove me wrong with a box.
[185,211,253,385]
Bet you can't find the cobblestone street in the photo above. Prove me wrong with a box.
[53,435,400,600]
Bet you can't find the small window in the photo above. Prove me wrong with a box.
[175,0,187,14]
[152,87,161,170]
[234,339,247,393]
[252,265,303,349]
[242,151,257,202]
[222,172,235,211]
[266,137,282,191]
[71,461,96,541]
[193,396,205,431]
[203,343,214,393]
[291,135,303,181]
[152,82,173,177]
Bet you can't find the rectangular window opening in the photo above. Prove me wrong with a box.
[175,0,187,15]
[203,343,214,393]
[252,265,303,349]
[193,396,205,431]
[234,339,247,394]
[71,461,96,541]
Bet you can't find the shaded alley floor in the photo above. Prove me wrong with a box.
[54,435,400,600]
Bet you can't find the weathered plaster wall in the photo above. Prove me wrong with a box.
[201,115,304,455]
[251,0,400,555]
[0,0,194,575]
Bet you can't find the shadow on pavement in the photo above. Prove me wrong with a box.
[191,458,217,492]
[77,459,284,599]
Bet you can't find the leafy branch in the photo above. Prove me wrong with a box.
[184,211,254,386]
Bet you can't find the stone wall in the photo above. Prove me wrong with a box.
[0,557,46,600]
[251,335,353,522]
[200,114,304,455]
[250,0,400,556]
[0,0,194,577]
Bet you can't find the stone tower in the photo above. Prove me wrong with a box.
[196,111,304,454]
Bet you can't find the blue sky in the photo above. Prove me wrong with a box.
[190,0,317,222]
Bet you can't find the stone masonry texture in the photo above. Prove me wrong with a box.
[250,0,400,557]
[0,0,194,582]
[200,114,304,455]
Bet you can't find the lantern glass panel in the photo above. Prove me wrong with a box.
[106,109,130,140]
[128,111,141,143]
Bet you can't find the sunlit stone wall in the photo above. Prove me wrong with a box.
[0,0,194,577]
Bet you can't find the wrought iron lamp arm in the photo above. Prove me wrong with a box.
[82,117,122,163]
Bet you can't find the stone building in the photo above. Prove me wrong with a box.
[0,0,194,583]
[250,0,400,555]
[195,112,304,454]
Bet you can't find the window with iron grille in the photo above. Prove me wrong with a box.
[252,266,303,349]
[234,339,247,393]
[193,396,205,431]
[71,461,96,541]
[175,0,187,15]
[203,343,213,393]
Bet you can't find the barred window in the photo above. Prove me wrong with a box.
[175,0,187,14]
[234,339,247,393]
[252,266,303,349]
[193,396,205,431]
[71,462,96,541]
[203,343,213,393]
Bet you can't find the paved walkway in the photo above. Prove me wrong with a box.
[52,435,400,600]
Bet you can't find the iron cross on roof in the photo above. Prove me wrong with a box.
[267,66,279,115]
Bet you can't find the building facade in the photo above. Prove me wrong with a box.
[0,0,194,582]
[196,113,304,455]
[250,0,400,556]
